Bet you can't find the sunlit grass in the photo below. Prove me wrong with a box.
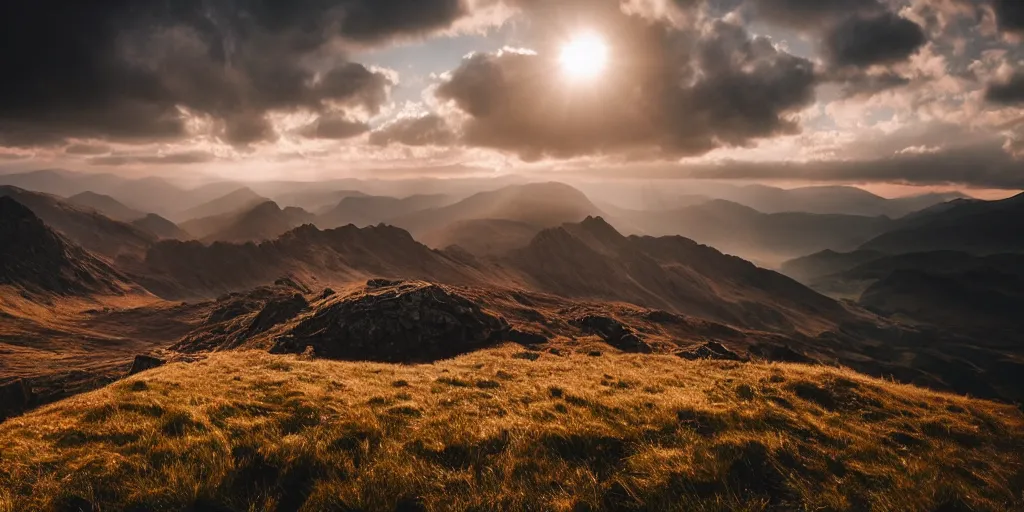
[0,346,1021,511]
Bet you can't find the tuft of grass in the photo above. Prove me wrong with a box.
[0,347,1022,511]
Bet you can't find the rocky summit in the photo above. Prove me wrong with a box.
[272,280,509,362]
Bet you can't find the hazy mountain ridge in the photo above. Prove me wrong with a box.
[0,186,156,260]
[858,192,1024,255]
[0,197,135,297]
[66,191,145,222]
[316,194,453,229]
[389,182,605,238]
[174,187,268,223]
[131,214,190,241]
[620,199,894,266]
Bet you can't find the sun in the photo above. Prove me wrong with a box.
[559,32,609,81]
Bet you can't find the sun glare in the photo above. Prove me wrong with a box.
[559,32,608,81]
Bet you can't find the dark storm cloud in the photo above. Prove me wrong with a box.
[434,15,816,160]
[299,115,371,140]
[986,72,1024,104]
[838,72,912,98]
[749,0,885,27]
[824,13,927,67]
[370,115,457,146]
[992,0,1024,34]
[0,1,472,147]
[746,0,926,70]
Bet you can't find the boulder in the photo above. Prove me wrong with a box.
[128,355,166,375]
[679,342,744,361]
[749,343,818,364]
[571,315,652,353]
[247,293,308,336]
[272,281,508,362]
[0,379,32,419]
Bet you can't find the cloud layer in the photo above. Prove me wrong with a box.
[1,0,1023,189]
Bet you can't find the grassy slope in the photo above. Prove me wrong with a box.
[1,347,1022,512]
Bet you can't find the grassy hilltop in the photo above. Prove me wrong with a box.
[1,347,1022,512]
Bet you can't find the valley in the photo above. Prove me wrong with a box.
[1,170,1023,511]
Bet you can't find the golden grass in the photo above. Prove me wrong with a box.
[0,346,1022,511]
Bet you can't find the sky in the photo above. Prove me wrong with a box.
[0,0,1022,192]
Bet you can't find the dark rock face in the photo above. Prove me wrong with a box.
[571,315,652,353]
[678,342,744,361]
[128,355,165,375]
[0,196,127,296]
[271,281,508,362]
[0,379,32,420]
[366,278,403,289]
[175,286,310,353]
[505,328,549,346]
[749,343,817,364]
[247,293,308,337]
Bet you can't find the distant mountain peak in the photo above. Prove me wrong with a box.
[0,197,132,296]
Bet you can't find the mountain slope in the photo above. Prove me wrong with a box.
[316,194,453,229]
[0,197,133,296]
[780,249,889,284]
[861,265,1024,338]
[135,224,486,299]
[3,348,1021,511]
[201,202,309,244]
[509,216,851,333]
[66,191,145,222]
[174,187,267,223]
[859,192,1024,255]
[621,200,893,267]
[0,186,155,260]
[717,185,965,217]
[389,182,603,237]
[422,218,541,256]
[274,189,369,213]
[131,214,190,240]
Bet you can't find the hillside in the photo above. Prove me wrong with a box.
[788,250,1024,300]
[388,182,603,237]
[858,192,1024,255]
[510,217,851,333]
[0,197,133,296]
[422,218,540,256]
[861,265,1024,338]
[780,249,888,284]
[0,186,155,260]
[316,194,453,229]
[66,191,145,222]
[273,189,369,213]
[715,185,964,217]
[174,187,268,223]
[131,214,190,240]
[134,224,486,299]
[198,202,312,244]
[1,348,1021,511]
[621,200,893,266]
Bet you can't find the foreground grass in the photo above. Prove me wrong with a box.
[1,347,1022,511]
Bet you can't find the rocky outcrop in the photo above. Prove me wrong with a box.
[271,281,508,362]
[0,379,32,420]
[678,342,744,361]
[246,293,308,337]
[174,286,310,353]
[571,315,651,353]
[749,344,817,364]
[128,355,165,375]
